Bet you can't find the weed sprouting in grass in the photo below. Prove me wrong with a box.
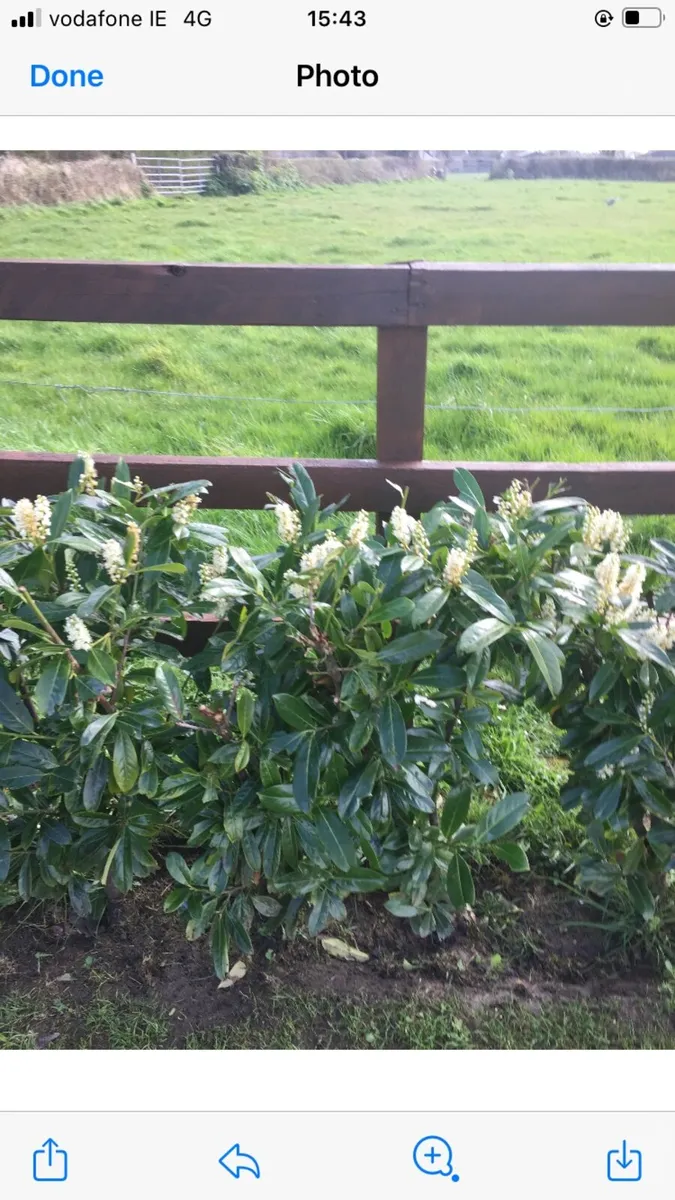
[482,702,577,868]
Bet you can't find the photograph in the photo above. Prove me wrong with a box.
[0,147,674,1051]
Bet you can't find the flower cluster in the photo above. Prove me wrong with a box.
[78,454,98,496]
[64,614,93,652]
[269,498,302,546]
[299,536,344,575]
[12,495,52,546]
[282,535,345,600]
[645,614,675,653]
[346,510,369,548]
[442,528,479,588]
[64,549,80,591]
[173,493,201,533]
[637,690,655,730]
[199,545,230,587]
[390,507,429,558]
[596,763,616,781]
[594,554,647,624]
[496,480,532,523]
[541,596,557,621]
[101,539,128,584]
[582,506,629,553]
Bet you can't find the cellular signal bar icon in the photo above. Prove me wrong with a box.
[11,8,42,26]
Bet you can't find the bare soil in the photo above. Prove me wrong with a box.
[0,868,668,1048]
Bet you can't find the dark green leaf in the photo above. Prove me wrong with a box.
[0,674,34,734]
[589,661,621,703]
[447,853,475,908]
[50,491,73,540]
[626,876,655,922]
[0,828,10,882]
[453,468,485,510]
[593,777,623,821]
[584,735,642,769]
[378,696,407,768]
[155,664,184,718]
[315,810,357,871]
[413,664,465,693]
[0,765,42,788]
[290,462,317,509]
[112,730,139,794]
[273,693,324,731]
[459,618,510,656]
[493,842,530,872]
[364,598,415,625]
[81,712,117,747]
[441,784,472,839]
[412,587,449,627]
[259,784,304,815]
[139,562,187,575]
[87,647,117,688]
[348,712,373,754]
[293,734,320,814]
[460,571,515,624]
[377,630,445,666]
[519,628,563,697]
[77,585,116,618]
[475,792,529,843]
[166,852,192,886]
[253,895,282,918]
[164,886,190,913]
[33,657,70,718]
[617,628,674,672]
[338,757,379,819]
[237,687,255,739]
[210,911,230,979]
[83,757,109,811]
[385,896,420,918]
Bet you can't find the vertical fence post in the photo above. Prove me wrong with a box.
[376,326,429,526]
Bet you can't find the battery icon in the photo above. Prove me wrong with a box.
[623,7,664,23]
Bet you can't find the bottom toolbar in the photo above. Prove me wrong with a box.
[0,1111,670,1198]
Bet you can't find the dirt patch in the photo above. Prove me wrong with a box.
[0,871,666,1048]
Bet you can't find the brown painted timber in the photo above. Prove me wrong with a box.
[0,260,410,327]
[2,453,675,515]
[409,262,675,326]
[3,261,675,328]
[376,326,428,462]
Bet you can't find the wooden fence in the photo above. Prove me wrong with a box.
[1,259,675,519]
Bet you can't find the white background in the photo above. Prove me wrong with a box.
[0,0,675,144]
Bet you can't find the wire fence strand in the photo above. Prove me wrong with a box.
[1,377,674,416]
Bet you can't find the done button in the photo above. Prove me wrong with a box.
[31,64,104,87]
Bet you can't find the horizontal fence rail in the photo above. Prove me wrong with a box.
[2,453,674,517]
[0,258,674,523]
[3,260,675,326]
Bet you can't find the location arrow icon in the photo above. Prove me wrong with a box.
[219,1144,261,1179]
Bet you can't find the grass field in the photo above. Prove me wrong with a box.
[2,176,675,546]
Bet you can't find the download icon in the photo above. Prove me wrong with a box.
[607,1140,643,1183]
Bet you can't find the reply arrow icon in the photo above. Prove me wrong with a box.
[219,1144,261,1180]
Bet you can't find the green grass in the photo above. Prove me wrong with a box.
[2,177,675,547]
[483,701,579,868]
[1,987,671,1050]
